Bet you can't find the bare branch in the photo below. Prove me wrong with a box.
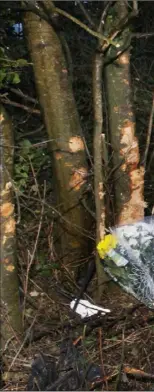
[22,182,46,322]
[98,1,111,32]
[142,94,154,169]
[132,0,138,14]
[76,0,95,28]
[53,6,117,46]
[132,32,154,39]
[0,97,40,115]
[9,88,38,104]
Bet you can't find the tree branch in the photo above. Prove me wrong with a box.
[0,97,40,115]
[9,88,38,105]
[76,0,95,28]
[142,94,154,169]
[52,6,116,46]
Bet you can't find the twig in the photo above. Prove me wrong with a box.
[46,370,76,391]
[132,32,154,39]
[76,0,95,28]
[19,192,95,240]
[98,1,111,32]
[114,326,125,390]
[124,366,154,380]
[53,6,117,46]
[8,312,38,371]
[2,336,15,355]
[22,1,115,45]
[82,135,94,168]
[80,198,96,219]
[5,355,31,367]
[132,0,138,13]
[147,149,154,172]
[142,94,154,169]
[30,278,55,304]
[9,88,38,104]
[18,124,44,139]
[99,327,108,390]
[0,97,40,115]
[28,157,42,200]
[22,182,46,321]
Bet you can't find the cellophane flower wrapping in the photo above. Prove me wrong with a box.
[100,216,154,309]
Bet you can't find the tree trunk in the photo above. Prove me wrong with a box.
[93,51,107,297]
[0,105,23,352]
[23,3,92,270]
[105,1,145,226]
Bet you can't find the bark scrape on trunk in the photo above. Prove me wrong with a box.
[24,3,92,268]
[105,1,145,226]
[69,136,85,152]
[69,167,88,191]
[0,105,23,352]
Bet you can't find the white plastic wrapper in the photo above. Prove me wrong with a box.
[70,299,110,319]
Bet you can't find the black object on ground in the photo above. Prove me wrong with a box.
[27,339,103,391]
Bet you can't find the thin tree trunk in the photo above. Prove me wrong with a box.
[0,105,23,352]
[93,52,107,298]
[105,1,145,226]
[24,3,92,269]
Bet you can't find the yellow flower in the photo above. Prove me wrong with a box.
[97,234,118,258]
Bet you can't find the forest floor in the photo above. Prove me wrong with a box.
[2,208,154,391]
[1,143,154,391]
[2,280,154,391]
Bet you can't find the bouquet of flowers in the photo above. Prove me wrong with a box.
[97,216,154,309]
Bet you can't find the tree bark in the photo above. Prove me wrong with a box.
[0,105,23,352]
[105,1,145,226]
[93,52,107,297]
[23,3,92,269]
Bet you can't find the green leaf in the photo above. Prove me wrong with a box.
[28,153,34,160]
[51,263,60,269]
[0,70,6,83]
[15,164,22,174]
[12,72,20,84]
[21,164,29,172]
[40,269,51,277]
[110,336,118,342]
[20,139,32,155]
[0,46,5,55]
[19,179,27,186]
[21,171,28,179]
[16,58,28,67]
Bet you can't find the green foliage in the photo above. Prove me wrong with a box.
[84,337,95,347]
[35,251,60,276]
[14,139,51,191]
[109,336,118,342]
[0,46,29,88]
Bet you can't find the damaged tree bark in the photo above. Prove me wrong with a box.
[0,105,23,352]
[24,1,92,270]
[105,1,145,225]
